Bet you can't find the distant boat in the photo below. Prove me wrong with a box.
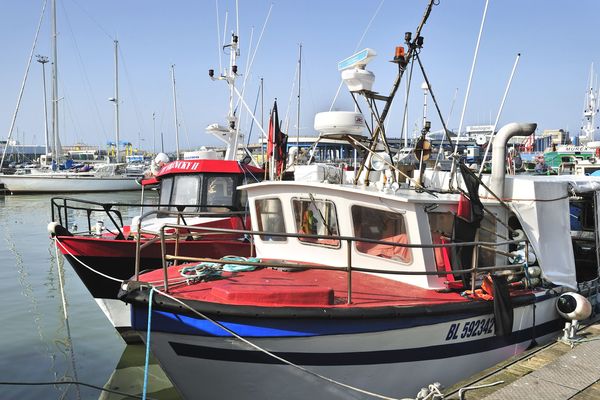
[0,164,140,193]
[0,0,139,194]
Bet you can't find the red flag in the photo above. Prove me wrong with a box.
[266,102,277,160]
[266,100,287,177]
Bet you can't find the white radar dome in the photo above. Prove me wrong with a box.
[314,111,366,138]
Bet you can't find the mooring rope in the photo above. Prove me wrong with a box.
[53,238,188,287]
[142,287,155,400]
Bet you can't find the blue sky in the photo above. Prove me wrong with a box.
[1,0,599,152]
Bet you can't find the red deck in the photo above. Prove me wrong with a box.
[139,265,477,308]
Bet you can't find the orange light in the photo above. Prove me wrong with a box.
[395,46,405,58]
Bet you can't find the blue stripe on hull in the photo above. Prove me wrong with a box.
[166,318,563,365]
[132,307,490,337]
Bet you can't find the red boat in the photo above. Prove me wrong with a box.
[50,158,262,342]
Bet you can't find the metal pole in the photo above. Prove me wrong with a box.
[347,239,352,304]
[113,40,120,163]
[261,77,264,163]
[51,0,59,164]
[37,55,50,163]
[152,112,156,154]
[171,65,180,160]
[296,43,302,166]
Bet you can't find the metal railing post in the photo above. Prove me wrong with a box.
[470,229,480,292]
[160,227,169,293]
[134,218,142,280]
[347,239,353,304]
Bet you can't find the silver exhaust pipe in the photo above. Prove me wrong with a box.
[490,122,537,198]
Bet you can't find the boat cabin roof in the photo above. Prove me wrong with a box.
[156,159,262,179]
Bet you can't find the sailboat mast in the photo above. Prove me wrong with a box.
[51,0,59,163]
[296,43,302,165]
[113,40,120,163]
[171,64,180,160]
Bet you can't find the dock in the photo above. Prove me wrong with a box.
[443,321,600,399]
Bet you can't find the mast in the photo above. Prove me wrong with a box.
[208,32,240,161]
[51,0,60,164]
[296,43,302,165]
[112,40,120,163]
[171,64,180,160]
[582,62,598,144]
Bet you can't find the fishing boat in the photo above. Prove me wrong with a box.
[119,123,600,398]
[49,30,263,342]
[119,9,600,397]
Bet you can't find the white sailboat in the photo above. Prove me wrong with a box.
[0,0,140,194]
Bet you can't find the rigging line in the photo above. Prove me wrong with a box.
[241,4,273,98]
[413,50,455,187]
[329,0,385,110]
[283,60,300,133]
[453,0,489,155]
[67,0,114,40]
[414,53,453,145]
[152,287,401,400]
[246,83,262,146]
[1,0,47,168]
[433,87,459,172]
[478,53,521,177]
[176,100,192,149]
[119,46,148,141]
[60,1,109,141]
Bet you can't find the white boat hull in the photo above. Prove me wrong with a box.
[131,291,581,399]
[0,173,140,193]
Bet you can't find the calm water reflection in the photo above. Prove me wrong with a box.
[0,191,181,399]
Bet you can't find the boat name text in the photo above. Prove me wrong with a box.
[445,317,495,341]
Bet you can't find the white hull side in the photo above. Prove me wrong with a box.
[138,293,573,399]
[0,174,140,193]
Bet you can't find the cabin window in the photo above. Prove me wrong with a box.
[159,177,174,209]
[292,198,340,247]
[352,206,411,263]
[170,175,201,212]
[255,198,286,241]
[205,176,235,212]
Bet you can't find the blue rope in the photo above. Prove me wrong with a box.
[142,287,155,400]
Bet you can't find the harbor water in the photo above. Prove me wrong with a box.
[0,191,180,399]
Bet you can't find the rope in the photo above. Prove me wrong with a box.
[53,237,191,289]
[142,287,155,400]
[149,287,401,400]
[0,380,155,399]
[54,238,122,283]
[53,239,81,400]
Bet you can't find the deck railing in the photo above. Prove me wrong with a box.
[133,219,530,304]
[50,196,247,240]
